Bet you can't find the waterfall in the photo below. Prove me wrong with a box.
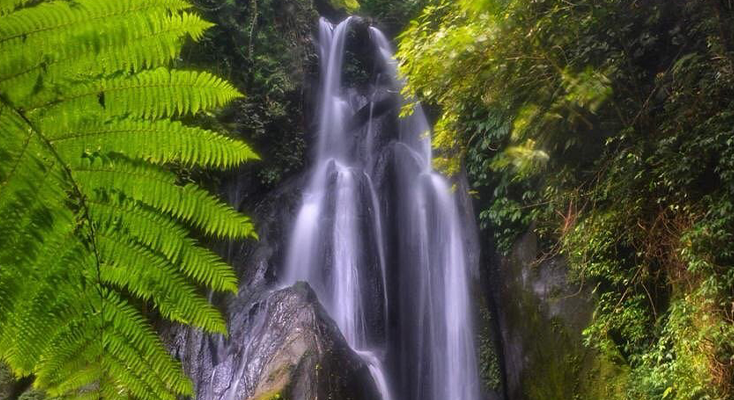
[283,17,480,400]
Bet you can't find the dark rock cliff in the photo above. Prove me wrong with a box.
[483,230,627,400]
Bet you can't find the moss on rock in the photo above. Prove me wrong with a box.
[492,231,628,400]
[474,288,502,393]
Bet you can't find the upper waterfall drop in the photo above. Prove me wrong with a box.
[282,16,480,400]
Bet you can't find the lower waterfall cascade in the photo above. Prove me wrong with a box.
[282,17,481,400]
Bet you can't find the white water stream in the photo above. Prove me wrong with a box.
[283,18,480,400]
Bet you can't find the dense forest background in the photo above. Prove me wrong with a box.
[1,0,733,399]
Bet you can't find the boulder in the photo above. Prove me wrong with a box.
[244,283,381,400]
[168,282,380,400]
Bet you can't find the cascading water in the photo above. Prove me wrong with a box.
[283,17,393,399]
[283,17,480,400]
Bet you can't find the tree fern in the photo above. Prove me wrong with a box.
[47,119,257,169]
[0,11,213,90]
[0,0,257,398]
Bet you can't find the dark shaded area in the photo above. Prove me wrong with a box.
[0,364,42,400]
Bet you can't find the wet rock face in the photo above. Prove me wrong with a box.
[486,231,624,400]
[172,283,382,400]
[173,282,381,400]
[193,283,379,400]
[245,283,381,400]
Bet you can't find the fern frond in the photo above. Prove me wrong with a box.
[40,292,194,399]
[35,318,101,388]
[0,225,91,367]
[105,333,179,400]
[48,118,258,169]
[68,391,108,400]
[0,104,42,185]
[71,158,256,239]
[27,68,243,119]
[0,0,255,397]
[99,375,131,400]
[0,175,66,263]
[0,11,213,97]
[0,0,27,16]
[0,0,190,44]
[85,11,212,74]
[104,69,243,118]
[103,352,164,400]
[102,292,192,395]
[88,199,239,292]
[49,365,102,397]
[97,233,227,333]
[0,1,191,95]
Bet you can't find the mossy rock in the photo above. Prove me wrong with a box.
[491,231,629,400]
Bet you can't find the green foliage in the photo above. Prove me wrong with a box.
[183,0,315,190]
[476,299,501,391]
[18,390,46,400]
[330,0,360,13]
[399,0,734,398]
[358,0,426,35]
[0,0,257,398]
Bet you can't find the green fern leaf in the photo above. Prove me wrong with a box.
[0,0,27,15]
[71,157,256,239]
[48,118,258,168]
[88,199,239,292]
[0,0,257,398]
[0,0,190,44]
[0,11,213,95]
[96,232,227,333]
[25,68,243,120]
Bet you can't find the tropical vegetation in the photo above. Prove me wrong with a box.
[398,0,734,398]
[3,0,734,399]
[0,0,256,398]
